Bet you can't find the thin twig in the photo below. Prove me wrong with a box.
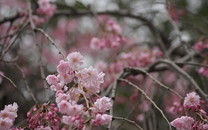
[15,63,38,104]
[126,67,183,99]
[34,28,65,59]
[107,71,126,130]
[113,116,144,130]
[159,59,208,102]
[0,73,17,88]
[119,78,172,130]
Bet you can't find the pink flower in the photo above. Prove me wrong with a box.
[171,116,194,130]
[46,75,58,85]
[0,102,18,120]
[92,114,112,126]
[91,97,112,113]
[0,118,13,130]
[67,52,84,70]
[57,60,70,74]
[55,92,70,104]
[76,66,105,93]
[183,92,200,108]
[57,73,73,85]
[58,100,71,114]
[50,83,63,91]
[62,116,83,128]
[58,100,84,116]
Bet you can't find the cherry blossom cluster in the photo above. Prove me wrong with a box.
[90,19,126,50]
[0,102,18,130]
[26,103,60,129]
[171,92,208,130]
[46,52,112,129]
[97,46,163,88]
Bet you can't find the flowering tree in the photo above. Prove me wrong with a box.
[1,0,208,129]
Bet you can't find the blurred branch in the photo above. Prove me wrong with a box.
[159,59,208,101]
[118,78,172,130]
[15,64,38,104]
[34,28,65,59]
[0,13,21,25]
[113,116,144,130]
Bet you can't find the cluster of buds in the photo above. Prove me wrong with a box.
[0,102,18,130]
[171,92,208,130]
[27,103,60,129]
[46,52,112,129]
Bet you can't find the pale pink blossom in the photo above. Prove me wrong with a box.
[171,116,194,130]
[57,73,73,85]
[62,115,84,128]
[183,92,200,108]
[67,52,84,70]
[76,66,105,93]
[46,75,58,85]
[58,100,71,114]
[55,92,70,104]
[91,97,112,113]
[57,60,70,74]
[0,118,13,130]
[0,102,18,120]
[50,83,63,91]
[58,100,84,116]
[92,114,112,126]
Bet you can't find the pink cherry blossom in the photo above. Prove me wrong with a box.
[67,52,84,70]
[57,60,70,74]
[92,114,112,126]
[57,73,73,85]
[46,75,58,85]
[171,116,194,130]
[76,66,105,93]
[91,97,112,114]
[57,100,71,114]
[183,92,200,108]
[0,118,13,130]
